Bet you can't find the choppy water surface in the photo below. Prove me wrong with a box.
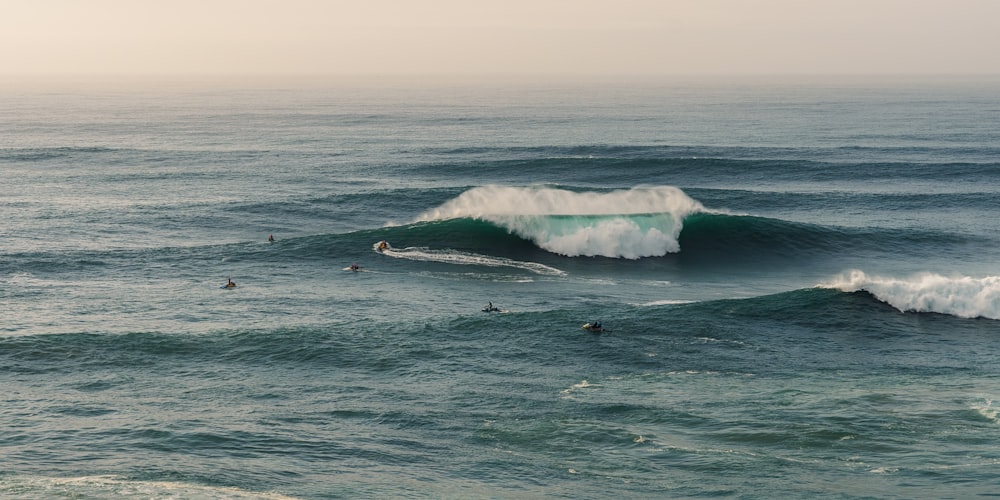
[2,76,999,498]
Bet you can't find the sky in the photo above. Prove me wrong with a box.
[2,0,999,77]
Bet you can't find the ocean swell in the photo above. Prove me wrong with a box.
[414,185,705,259]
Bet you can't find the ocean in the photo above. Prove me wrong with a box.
[2,75,999,499]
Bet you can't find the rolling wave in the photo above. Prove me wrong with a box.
[413,185,705,259]
[820,270,1000,320]
[3,211,975,285]
[392,184,975,263]
[403,150,1000,186]
[678,212,841,258]
[638,282,999,339]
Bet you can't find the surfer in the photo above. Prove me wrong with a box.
[268,234,274,242]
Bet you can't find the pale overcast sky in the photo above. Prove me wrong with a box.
[2,0,998,76]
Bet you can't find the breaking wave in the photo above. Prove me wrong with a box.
[414,185,705,259]
[820,270,1000,320]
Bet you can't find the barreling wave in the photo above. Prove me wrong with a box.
[820,270,1000,320]
[402,184,974,263]
[413,185,705,259]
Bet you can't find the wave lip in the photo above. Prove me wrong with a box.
[414,185,705,259]
[820,270,1000,319]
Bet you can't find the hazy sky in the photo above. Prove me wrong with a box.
[3,0,998,76]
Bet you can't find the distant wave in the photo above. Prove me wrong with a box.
[413,185,705,259]
[0,146,120,162]
[820,270,1000,320]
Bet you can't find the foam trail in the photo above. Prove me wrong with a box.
[377,244,566,276]
[0,475,298,499]
[820,270,1000,319]
[415,185,705,259]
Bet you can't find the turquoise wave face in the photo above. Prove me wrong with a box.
[414,185,704,259]
[494,213,683,258]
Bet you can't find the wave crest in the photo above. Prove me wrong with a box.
[414,185,705,259]
[820,270,1000,319]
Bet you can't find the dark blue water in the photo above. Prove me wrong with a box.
[2,76,1000,498]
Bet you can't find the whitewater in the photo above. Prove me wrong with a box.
[823,270,1000,320]
[414,185,706,258]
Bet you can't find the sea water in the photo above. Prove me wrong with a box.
[2,75,1000,498]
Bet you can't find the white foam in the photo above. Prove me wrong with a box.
[561,379,597,395]
[0,475,297,499]
[418,185,701,217]
[637,298,695,307]
[378,245,566,276]
[868,467,899,474]
[820,270,1000,319]
[414,185,705,259]
[971,398,999,423]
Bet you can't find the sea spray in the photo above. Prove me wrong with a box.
[414,185,705,258]
[820,270,1000,319]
